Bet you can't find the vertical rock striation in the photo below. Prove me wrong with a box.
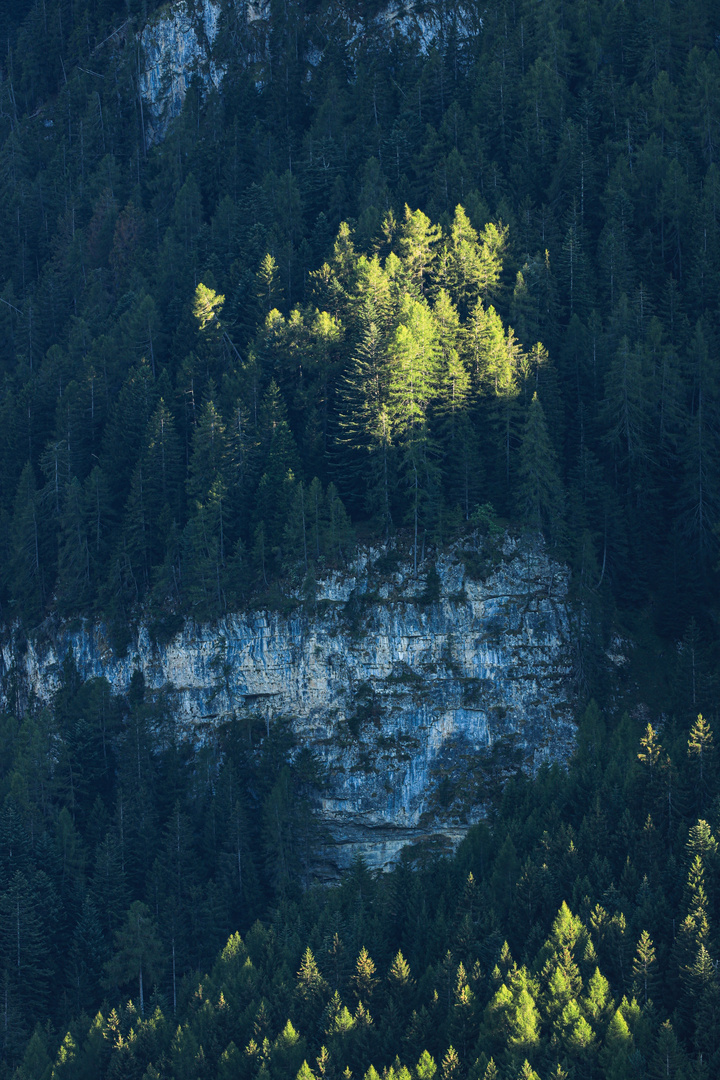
[1,538,577,873]
[139,0,225,144]
[138,0,480,145]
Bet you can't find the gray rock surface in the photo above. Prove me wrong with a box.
[139,0,225,144]
[138,0,480,144]
[0,537,576,873]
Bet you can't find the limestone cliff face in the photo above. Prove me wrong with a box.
[0,537,576,873]
[139,0,225,145]
[138,0,480,144]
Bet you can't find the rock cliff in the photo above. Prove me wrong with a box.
[139,0,225,145]
[138,0,480,144]
[0,536,577,873]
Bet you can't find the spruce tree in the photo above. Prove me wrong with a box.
[631,930,658,1005]
[515,393,564,540]
[338,318,395,533]
[6,463,46,621]
[446,205,482,316]
[254,380,300,564]
[688,713,714,804]
[295,947,329,1032]
[388,298,442,571]
[398,207,441,297]
[352,947,379,1005]
[56,477,91,612]
[105,901,164,1017]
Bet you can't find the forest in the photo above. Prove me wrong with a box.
[2,666,720,1079]
[0,0,720,1075]
[0,0,718,642]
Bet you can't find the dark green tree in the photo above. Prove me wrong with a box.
[105,901,164,1017]
[515,393,564,541]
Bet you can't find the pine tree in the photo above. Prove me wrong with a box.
[68,898,107,1014]
[416,1049,437,1080]
[515,393,564,540]
[559,216,593,319]
[122,463,152,598]
[338,318,395,533]
[449,962,475,1060]
[183,476,230,614]
[257,254,284,315]
[271,1019,306,1078]
[6,462,47,621]
[388,298,442,571]
[467,301,522,502]
[602,335,651,505]
[388,950,413,990]
[101,360,158,519]
[142,400,183,536]
[674,853,713,1027]
[638,724,663,771]
[14,1025,52,1080]
[637,724,671,824]
[398,206,441,296]
[694,978,720,1065]
[631,930,658,1005]
[51,1031,77,1078]
[187,398,230,508]
[582,967,612,1024]
[446,206,482,316]
[440,1045,461,1080]
[254,380,300,563]
[83,466,113,592]
[647,1020,688,1080]
[677,319,720,568]
[352,947,379,1004]
[688,713,714,804]
[262,767,308,896]
[324,483,354,563]
[56,477,91,612]
[0,870,53,1029]
[284,480,311,573]
[382,950,415,1053]
[295,947,329,1032]
[434,289,478,518]
[193,281,225,336]
[105,901,164,1017]
[477,222,508,304]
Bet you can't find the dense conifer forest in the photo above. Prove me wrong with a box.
[3,673,720,1078]
[0,0,718,638]
[1,0,720,1075]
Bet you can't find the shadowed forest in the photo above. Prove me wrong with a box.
[1,0,720,1075]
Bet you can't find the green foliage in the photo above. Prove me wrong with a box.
[4,0,720,1075]
[3,666,720,1078]
[515,394,564,541]
[104,901,163,1017]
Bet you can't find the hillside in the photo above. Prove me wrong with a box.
[1,0,720,1076]
[0,0,717,640]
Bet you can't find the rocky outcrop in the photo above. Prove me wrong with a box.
[139,0,225,145]
[138,0,480,144]
[0,536,577,874]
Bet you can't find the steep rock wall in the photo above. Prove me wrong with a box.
[0,538,577,873]
[138,0,480,144]
[139,0,225,144]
